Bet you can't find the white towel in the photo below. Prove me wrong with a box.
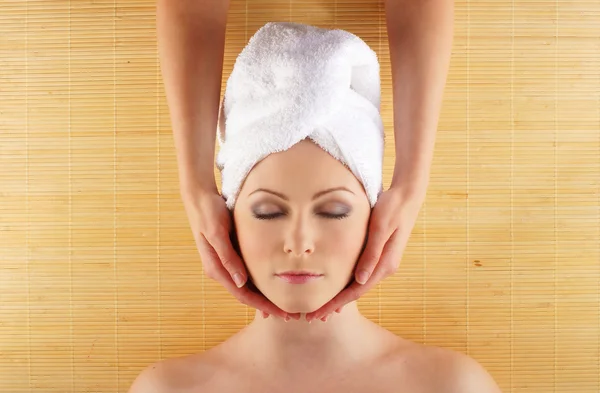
[216,22,385,210]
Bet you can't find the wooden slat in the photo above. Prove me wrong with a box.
[0,1,598,392]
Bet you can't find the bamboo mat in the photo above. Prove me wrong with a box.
[1,1,599,392]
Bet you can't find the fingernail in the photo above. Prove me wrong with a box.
[284,315,290,322]
[233,273,245,288]
[262,312,269,319]
[321,316,328,322]
[356,269,370,284]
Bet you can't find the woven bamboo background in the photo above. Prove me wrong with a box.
[1,0,599,392]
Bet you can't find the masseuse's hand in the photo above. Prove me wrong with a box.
[182,187,298,321]
[305,184,426,322]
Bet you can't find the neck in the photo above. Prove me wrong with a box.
[238,302,386,374]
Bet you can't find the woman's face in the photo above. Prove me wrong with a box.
[232,139,371,314]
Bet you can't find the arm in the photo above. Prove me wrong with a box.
[385,0,454,194]
[306,0,455,321]
[157,0,230,196]
[156,0,291,319]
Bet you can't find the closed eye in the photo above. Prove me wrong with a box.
[253,212,349,220]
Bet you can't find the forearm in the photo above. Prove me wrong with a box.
[157,0,230,195]
[385,0,454,192]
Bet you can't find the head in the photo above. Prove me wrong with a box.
[230,138,371,314]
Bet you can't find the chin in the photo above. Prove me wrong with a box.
[269,293,335,315]
[252,278,344,314]
[280,304,321,314]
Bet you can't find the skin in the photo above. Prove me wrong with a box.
[142,139,441,391]
[224,139,404,381]
[156,0,454,321]
[127,139,503,393]
[133,1,505,390]
[231,139,371,317]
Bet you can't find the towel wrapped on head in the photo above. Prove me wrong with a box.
[216,22,385,210]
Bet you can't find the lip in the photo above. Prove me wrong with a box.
[277,270,322,276]
[276,272,324,284]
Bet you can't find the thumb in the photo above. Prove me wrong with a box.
[354,227,388,285]
[207,229,248,288]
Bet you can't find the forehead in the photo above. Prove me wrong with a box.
[240,139,364,196]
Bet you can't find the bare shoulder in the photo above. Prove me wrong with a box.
[418,344,503,393]
[127,350,221,393]
[126,360,170,393]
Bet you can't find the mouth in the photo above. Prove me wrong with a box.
[275,272,324,284]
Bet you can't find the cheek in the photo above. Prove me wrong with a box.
[236,219,279,265]
[325,217,368,256]
[311,226,366,293]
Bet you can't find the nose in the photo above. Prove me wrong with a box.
[283,218,315,257]
[284,244,314,257]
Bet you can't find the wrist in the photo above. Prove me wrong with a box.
[390,169,429,200]
[179,175,219,200]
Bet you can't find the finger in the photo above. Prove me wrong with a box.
[305,281,364,322]
[261,311,269,319]
[234,285,289,319]
[240,288,289,319]
[195,235,226,281]
[201,245,289,319]
[308,235,405,322]
[307,267,388,321]
[377,229,405,276]
[335,306,343,313]
[206,228,248,288]
[354,225,393,285]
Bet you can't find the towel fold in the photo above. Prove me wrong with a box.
[216,22,385,210]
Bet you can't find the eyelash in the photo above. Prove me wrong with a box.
[253,212,349,221]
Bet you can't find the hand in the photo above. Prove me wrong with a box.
[181,186,301,321]
[306,185,426,322]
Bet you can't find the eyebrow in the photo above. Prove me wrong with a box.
[248,186,355,201]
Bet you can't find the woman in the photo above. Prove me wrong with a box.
[128,139,501,393]
[129,22,502,393]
